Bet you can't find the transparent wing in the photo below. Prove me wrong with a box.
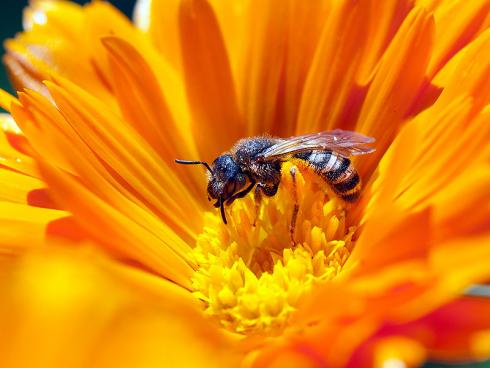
[259,130,376,160]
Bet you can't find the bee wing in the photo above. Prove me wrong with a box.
[259,130,375,160]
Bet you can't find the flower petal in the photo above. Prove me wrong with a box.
[101,36,204,196]
[0,246,237,368]
[0,202,68,253]
[362,28,490,236]
[47,78,204,236]
[39,160,195,288]
[285,276,490,368]
[11,83,202,286]
[4,4,108,100]
[133,0,183,70]
[0,89,20,112]
[356,7,434,178]
[297,0,371,134]
[179,0,244,159]
[0,113,37,176]
[0,169,44,204]
[427,0,490,77]
[235,0,289,136]
[356,0,414,83]
[271,0,330,135]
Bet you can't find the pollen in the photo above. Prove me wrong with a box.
[190,162,356,334]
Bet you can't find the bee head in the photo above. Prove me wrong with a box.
[175,155,246,225]
[207,154,246,203]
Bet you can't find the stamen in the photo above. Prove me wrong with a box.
[191,163,356,334]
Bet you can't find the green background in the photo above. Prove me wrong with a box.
[0,2,489,368]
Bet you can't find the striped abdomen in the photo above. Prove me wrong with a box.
[294,150,361,202]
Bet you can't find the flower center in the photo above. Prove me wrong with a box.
[190,162,356,335]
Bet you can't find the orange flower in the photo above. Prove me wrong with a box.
[1,0,490,367]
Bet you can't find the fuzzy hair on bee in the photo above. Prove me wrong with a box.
[176,130,375,229]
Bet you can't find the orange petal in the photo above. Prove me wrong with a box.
[431,165,490,241]
[101,36,203,197]
[433,28,490,109]
[12,91,82,175]
[356,7,434,178]
[354,99,489,283]
[427,0,490,77]
[101,36,192,159]
[39,161,195,288]
[133,0,183,70]
[297,0,371,134]
[371,337,427,368]
[235,0,289,136]
[369,90,489,240]
[331,297,490,366]
[83,1,145,89]
[12,85,200,286]
[356,0,414,84]
[290,271,490,367]
[385,297,490,362]
[179,0,244,160]
[344,207,431,278]
[46,78,203,237]
[272,1,330,135]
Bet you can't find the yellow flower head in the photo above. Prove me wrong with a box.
[1,0,490,367]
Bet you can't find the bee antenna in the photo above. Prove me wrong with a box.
[175,159,214,174]
[220,198,227,225]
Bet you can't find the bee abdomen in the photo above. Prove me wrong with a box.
[294,150,361,202]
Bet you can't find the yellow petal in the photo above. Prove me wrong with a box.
[23,0,84,37]
[0,89,19,112]
[0,169,44,204]
[0,246,237,368]
[0,113,37,176]
[0,202,67,253]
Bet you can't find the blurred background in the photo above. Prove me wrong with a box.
[0,0,135,93]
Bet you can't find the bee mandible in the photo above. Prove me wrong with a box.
[176,130,375,237]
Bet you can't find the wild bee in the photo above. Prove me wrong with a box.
[176,130,375,238]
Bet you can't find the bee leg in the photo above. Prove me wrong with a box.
[253,185,263,227]
[253,183,278,226]
[225,179,256,205]
[289,166,299,246]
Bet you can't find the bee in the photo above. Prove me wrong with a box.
[176,130,375,236]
